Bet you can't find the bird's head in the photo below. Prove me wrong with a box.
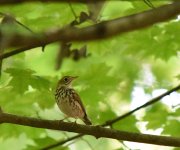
[58,76,78,87]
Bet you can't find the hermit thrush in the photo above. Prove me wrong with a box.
[55,76,92,125]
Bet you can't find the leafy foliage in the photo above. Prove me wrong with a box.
[143,103,169,129]
[5,68,50,94]
[113,115,139,132]
[0,0,179,150]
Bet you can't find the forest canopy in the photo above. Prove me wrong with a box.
[0,0,180,150]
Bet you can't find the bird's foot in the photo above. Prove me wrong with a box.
[70,120,78,127]
[73,120,77,125]
[58,119,64,123]
[57,119,64,126]
[58,117,69,122]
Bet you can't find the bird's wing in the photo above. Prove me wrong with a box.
[70,89,92,125]
[70,89,87,115]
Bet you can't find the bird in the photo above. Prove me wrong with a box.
[55,76,92,125]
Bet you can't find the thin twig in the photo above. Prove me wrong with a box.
[68,2,78,20]
[143,0,155,8]
[0,45,42,60]
[103,85,180,126]
[172,103,180,109]
[41,134,83,150]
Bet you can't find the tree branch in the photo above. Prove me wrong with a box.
[0,45,41,60]
[0,0,104,5]
[43,84,180,149]
[0,0,176,5]
[0,111,180,147]
[0,1,180,56]
[103,84,180,126]
[42,134,84,150]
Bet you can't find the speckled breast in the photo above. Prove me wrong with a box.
[55,87,84,118]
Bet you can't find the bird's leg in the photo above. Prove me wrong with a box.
[69,119,78,127]
[73,119,77,124]
[65,118,77,124]
[58,116,69,122]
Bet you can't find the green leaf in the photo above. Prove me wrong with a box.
[163,119,180,137]
[5,68,34,94]
[26,136,59,150]
[143,103,169,129]
[0,124,45,139]
[31,75,50,91]
[30,90,55,109]
[170,108,180,117]
[89,101,117,124]
[5,68,50,94]
[113,115,139,132]
[0,134,31,150]
[120,22,180,60]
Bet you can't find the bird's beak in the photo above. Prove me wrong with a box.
[71,76,78,81]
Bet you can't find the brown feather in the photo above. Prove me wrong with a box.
[82,115,92,125]
[71,89,92,125]
[56,76,92,125]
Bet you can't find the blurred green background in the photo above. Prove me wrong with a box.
[0,1,179,150]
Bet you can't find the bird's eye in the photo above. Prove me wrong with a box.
[64,77,68,82]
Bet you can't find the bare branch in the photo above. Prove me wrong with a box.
[0,45,41,60]
[0,1,179,57]
[0,112,180,147]
[43,84,180,149]
[103,84,180,126]
[143,0,155,8]
[41,134,83,150]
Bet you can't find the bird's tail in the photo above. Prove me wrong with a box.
[82,115,92,125]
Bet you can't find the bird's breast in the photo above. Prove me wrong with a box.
[55,87,84,118]
[55,87,67,100]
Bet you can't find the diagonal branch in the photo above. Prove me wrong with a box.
[0,111,180,147]
[42,134,84,150]
[103,84,180,126]
[0,45,41,60]
[0,1,180,56]
[43,84,180,149]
